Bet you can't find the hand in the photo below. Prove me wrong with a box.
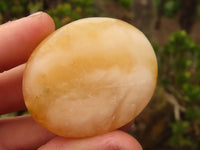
[0,12,142,150]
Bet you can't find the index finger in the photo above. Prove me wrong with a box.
[0,12,55,72]
[0,12,55,114]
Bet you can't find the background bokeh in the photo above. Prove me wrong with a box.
[0,0,200,149]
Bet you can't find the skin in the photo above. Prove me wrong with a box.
[0,12,142,150]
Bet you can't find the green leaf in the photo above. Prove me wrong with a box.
[171,120,189,135]
[186,108,200,121]
[163,0,181,17]
[56,3,71,16]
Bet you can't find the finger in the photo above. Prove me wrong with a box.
[38,130,142,150]
[0,64,25,115]
[0,12,55,72]
[0,12,55,114]
[0,115,55,150]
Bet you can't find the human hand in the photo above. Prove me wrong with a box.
[0,12,142,150]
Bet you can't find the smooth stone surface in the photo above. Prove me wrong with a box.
[23,17,157,137]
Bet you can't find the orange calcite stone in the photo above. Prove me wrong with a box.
[23,17,157,137]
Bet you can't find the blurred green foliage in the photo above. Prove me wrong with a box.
[0,0,97,28]
[0,112,16,118]
[28,1,43,14]
[196,3,200,20]
[112,0,133,8]
[0,0,25,19]
[47,0,97,28]
[155,0,181,17]
[158,31,200,148]
[170,121,192,147]
[163,0,181,17]
[155,0,200,19]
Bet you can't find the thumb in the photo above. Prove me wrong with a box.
[38,130,142,150]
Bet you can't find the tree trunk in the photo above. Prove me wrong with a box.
[155,0,167,29]
[133,0,156,36]
[179,0,198,33]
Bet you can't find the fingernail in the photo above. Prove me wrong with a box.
[28,11,43,17]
